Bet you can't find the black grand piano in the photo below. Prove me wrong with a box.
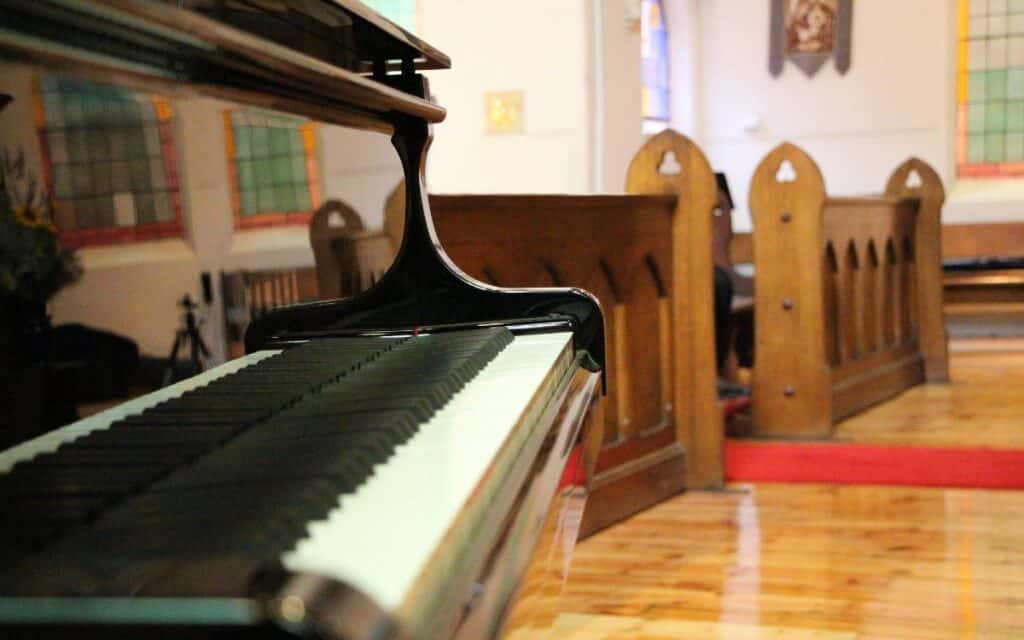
[0,2,605,638]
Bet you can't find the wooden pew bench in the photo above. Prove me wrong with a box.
[220,266,319,359]
[746,143,950,438]
[222,199,370,356]
[942,234,1024,339]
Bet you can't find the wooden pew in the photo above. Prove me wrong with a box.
[748,143,949,437]
[219,200,375,359]
[309,199,395,299]
[429,130,723,535]
[940,225,1024,339]
[731,218,1024,342]
[220,266,319,359]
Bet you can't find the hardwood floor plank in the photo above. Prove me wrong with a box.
[546,483,1024,639]
[834,352,1024,448]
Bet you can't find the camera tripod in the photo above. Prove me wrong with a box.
[162,294,210,386]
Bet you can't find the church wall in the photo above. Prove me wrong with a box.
[419,0,594,194]
[597,0,645,193]
[691,0,955,230]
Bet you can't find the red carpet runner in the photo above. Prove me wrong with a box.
[725,440,1024,489]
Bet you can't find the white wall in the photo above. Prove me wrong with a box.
[666,0,702,139]
[686,0,955,230]
[319,127,402,230]
[597,0,645,192]
[419,0,594,193]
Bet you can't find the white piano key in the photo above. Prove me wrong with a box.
[0,350,280,473]
[280,331,574,613]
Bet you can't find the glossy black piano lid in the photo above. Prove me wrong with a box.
[173,0,451,74]
[0,0,445,131]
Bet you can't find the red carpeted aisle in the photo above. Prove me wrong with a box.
[726,440,1024,489]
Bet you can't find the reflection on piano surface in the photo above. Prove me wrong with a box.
[0,1,605,638]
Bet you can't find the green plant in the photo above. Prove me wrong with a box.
[0,149,81,305]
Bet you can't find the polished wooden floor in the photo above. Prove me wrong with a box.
[553,483,1024,639]
[543,350,1024,638]
[834,350,1024,449]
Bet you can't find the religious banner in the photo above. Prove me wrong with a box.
[769,0,852,77]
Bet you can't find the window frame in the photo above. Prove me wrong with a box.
[956,0,1024,179]
[33,75,185,249]
[641,0,671,130]
[223,108,321,230]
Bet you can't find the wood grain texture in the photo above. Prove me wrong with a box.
[430,193,689,535]
[736,220,1024,345]
[834,351,1024,449]
[624,129,723,489]
[533,481,1024,639]
[885,159,950,382]
[748,143,831,436]
[942,222,1024,258]
[748,144,949,438]
[728,231,754,265]
[734,221,1024,265]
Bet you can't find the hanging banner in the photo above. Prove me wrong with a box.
[769,0,853,77]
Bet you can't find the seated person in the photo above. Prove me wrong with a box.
[712,172,748,399]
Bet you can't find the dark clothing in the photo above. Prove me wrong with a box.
[713,265,733,373]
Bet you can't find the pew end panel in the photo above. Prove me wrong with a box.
[748,143,831,437]
[885,159,950,382]
[624,129,724,489]
[748,143,950,438]
[310,199,368,299]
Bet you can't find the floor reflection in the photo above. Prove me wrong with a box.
[551,483,1024,639]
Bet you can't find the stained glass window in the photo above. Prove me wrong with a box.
[642,0,670,129]
[34,76,183,248]
[957,0,1024,178]
[363,0,416,32]
[225,109,320,229]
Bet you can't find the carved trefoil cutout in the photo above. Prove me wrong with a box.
[776,159,797,183]
[769,0,853,78]
[658,150,682,176]
[905,168,923,189]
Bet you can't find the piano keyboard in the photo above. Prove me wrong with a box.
[0,329,575,621]
[0,351,280,475]
[282,330,574,613]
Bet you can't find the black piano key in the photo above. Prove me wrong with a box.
[0,328,514,598]
[0,336,406,554]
